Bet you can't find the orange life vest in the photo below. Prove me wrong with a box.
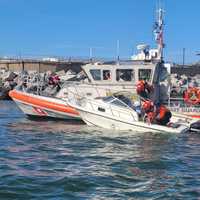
[156,105,170,120]
[136,80,145,93]
[136,80,153,96]
[142,100,154,112]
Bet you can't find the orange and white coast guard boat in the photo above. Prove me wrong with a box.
[9,89,80,119]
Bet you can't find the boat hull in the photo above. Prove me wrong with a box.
[76,108,189,134]
[170,106,200,119]
[9,90,81,120]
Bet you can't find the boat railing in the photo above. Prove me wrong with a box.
[169,95,200,108]
[165,83,195,108]
[16,73,44,93]
[17,73,66,97]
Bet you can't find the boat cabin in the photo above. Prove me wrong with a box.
[81,61,158,85]
[57,60,170,104]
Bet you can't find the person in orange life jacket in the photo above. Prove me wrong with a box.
[48,74,61,92]
[49,74,60,85]
[154,103,172,126]
[136,80,153,99]
[142,100,156,124]
[142,101,172,125]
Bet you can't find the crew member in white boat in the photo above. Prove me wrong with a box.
[142,100,172,125]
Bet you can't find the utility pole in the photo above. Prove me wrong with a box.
[89,47,93,62]
[116,40,120,62]
[182,48,185,67]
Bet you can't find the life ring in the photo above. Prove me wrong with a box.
[183,87,200,105]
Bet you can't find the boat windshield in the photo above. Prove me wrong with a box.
[114,95,133,108]
[110,99,128,108]
[103,95,132,108]
[102,96,115,102]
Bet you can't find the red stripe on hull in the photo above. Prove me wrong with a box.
[9,90,79,116]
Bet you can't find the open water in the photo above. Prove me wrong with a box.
[1,101,200,199]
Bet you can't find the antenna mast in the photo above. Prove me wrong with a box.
[154,5,165,60]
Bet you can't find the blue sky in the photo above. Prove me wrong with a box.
[0,0,199,63]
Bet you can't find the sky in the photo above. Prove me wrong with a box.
[0,0,199,63]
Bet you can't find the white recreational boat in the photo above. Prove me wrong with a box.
[68,93,198,134]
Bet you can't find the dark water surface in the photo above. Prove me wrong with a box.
[1,101,200,199]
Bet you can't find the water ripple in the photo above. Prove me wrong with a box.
[1,101,200,199]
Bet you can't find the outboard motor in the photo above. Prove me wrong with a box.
[190,121,200,133]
